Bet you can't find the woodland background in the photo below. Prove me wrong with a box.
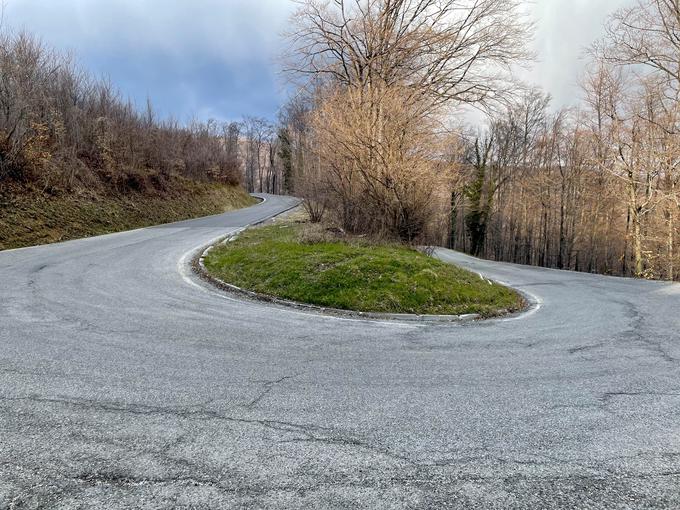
[3,0,680,281]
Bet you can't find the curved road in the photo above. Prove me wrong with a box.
[1,194,680,509]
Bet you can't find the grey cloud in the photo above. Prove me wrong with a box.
[3,0,637,122]
[5,0,295,122]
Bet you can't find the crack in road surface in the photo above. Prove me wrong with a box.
[2,194,680,509]
[245,374,299,409]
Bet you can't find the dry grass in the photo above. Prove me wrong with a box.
[0,180,256,250]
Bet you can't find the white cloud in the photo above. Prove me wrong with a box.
[523,0,635,107]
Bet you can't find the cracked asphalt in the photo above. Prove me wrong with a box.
[2,194,680,509]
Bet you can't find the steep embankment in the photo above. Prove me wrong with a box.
[0,180,256,250]
[0,30,254,251]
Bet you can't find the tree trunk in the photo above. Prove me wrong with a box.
[667,206,674,280]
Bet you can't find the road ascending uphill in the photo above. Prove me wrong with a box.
[1,194,679,509]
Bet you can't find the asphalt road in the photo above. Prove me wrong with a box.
[2,194,680,509]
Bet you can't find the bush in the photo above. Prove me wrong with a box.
[0,31,242,194]
[308,86,455,243]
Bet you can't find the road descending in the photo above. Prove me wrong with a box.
[1,194,680,509]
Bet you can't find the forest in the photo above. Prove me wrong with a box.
[278,0,680,281]
[4,0,679,281]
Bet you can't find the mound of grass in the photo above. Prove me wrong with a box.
[203,221,524,317]
[0,181,257,250]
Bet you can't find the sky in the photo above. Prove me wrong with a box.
[4,0,634,124]
[526,0,633,106]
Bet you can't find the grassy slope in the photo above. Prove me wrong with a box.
[204,222,524,316]
[0,181,256,250]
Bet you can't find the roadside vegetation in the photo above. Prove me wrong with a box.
[0,31,254,250]
[203,218,524,317]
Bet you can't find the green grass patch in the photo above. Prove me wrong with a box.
[0,181,257,250]
[203,222,524,317]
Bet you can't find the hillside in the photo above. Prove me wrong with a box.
[0,181,255,251]
[0,31,251,250]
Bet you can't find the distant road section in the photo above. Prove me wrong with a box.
[1,194,680,509]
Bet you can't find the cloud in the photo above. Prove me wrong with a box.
[3,0,638,123]
[523,0,634,108]
[4,0,295,122]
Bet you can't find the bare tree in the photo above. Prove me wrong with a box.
[286,0,533,110]
[241,117,271,193]
[601,0,680,99]
[310,85,455,240]
[284,0,532,241]
[278,92,313,194]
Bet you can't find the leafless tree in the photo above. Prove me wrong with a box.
[286,0,533,111]
[284,0,532,241]
[241,116,272,193]
[601,0,680,100]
